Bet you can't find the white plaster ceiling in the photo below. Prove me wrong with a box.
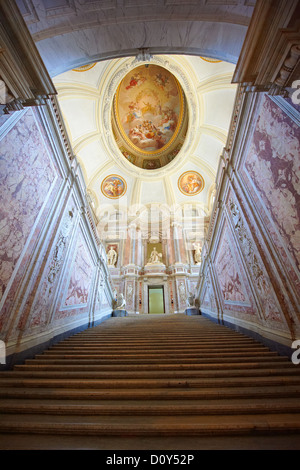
[53,55,237,220]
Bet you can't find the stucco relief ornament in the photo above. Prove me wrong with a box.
[228,198,282,321]
[47,210,75,288]
[228,199,268,294]
[29,208,75,327]
[127,284,133,304]
[179,282,186,303]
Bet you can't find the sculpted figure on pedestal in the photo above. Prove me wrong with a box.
[114,293,126,310]
[107,246,117,266]
[148,247,163,264]
[187,292,196,307]
[193,243,202,264]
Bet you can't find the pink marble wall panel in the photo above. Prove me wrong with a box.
[242,95,300,281]
[0,108,60,330]
[215,225,249,305]
[64,234,94,307]
[25,202,77,329]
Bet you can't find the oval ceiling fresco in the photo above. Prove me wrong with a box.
[112,64,188,170]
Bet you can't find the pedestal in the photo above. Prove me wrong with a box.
[185,307,200,316]
[112,309,128,317]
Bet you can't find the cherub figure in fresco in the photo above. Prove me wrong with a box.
[126,72,146,90]
[103,179,123,197]
[154,72,169,90]
[126,102,142,123]
[183,175,201,194]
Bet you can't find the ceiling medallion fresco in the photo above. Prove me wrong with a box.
[112,64,188,170]
[101,175,127,199]
[178,171,205,196]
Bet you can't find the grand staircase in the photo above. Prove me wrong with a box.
[0,314,300,450]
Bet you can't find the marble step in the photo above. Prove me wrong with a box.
[32,350,279,360]
[51,341,265,351]
[38,349,271,358]
[1,397,300,416]
[46,344,269,352]
[14,360,293,371]
[1,375,300,389]
[1,413,300,437]
[0,397,300,415]
[0,384,299,400]
[4,368,300,380]
[23,355,290,365]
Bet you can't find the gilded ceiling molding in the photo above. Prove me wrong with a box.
[200,57,222,63]
[72,63,97,72]
[100,55,200,179]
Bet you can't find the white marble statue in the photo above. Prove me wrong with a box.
[114,293,126,310]
[148,247,163,264]
[193,243,202,265]
[107,246,117,266]
[187,292,196,307]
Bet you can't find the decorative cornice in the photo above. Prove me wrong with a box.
[0,1,56,115]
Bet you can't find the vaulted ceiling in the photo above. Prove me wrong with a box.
[52,54,237,221]
[16,0,255,76]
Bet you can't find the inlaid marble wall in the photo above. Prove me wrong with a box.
[0,108,61,331]
[215,222,252,308]
[0,106,113,363]
[241,95,300,292]
[199,92,300,346]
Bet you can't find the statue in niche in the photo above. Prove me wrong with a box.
[193,243,202,265]
[107,245,117,267]
[187,292,196,307]
[114,293,126,310]
[148,247,163,264]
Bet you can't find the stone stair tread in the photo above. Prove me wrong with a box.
[14,361,294,371]
[2,315,299,448]
[1,396,299,407]
[1,375,300,389]
[23,356,288,365]
[0,385,299,400]
[1,398,300,415]
[3,368,300,379]
[1,413,300,437]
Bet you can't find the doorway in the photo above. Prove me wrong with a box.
[148,286,165,314]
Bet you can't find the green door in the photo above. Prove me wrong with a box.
[148,286,165,314]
